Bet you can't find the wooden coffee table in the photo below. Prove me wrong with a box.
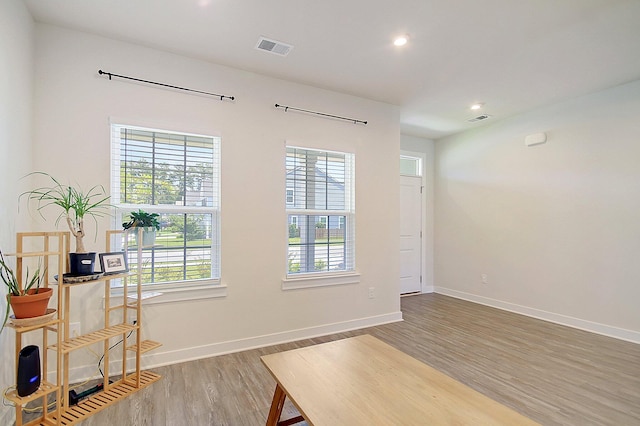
[261,334,540,425]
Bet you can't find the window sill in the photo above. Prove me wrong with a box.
[282,272,360,290]
[107,280,227,307]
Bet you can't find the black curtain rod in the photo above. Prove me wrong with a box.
[98,70,235,101]
[275,104,367,125]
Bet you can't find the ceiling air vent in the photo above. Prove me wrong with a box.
[467,114,492,123]
[255,37,293,56]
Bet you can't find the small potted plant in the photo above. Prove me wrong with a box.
[20,172,110,275]
[1,251,51,332]
[122,209,160,247]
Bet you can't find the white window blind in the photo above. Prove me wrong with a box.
[111,124,220,288]
[286,146,355,275]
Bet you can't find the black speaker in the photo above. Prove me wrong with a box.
[17,345,41,397]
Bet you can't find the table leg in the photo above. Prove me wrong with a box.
[266,384,287,426]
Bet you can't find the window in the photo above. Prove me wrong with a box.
[286,188,295,204]
[110,124,220,290]
[286,146,355,276]
[400,155,422,176]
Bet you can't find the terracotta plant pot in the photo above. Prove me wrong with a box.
[8,287,53,319]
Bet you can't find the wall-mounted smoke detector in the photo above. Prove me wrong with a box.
[467,114,492,123]
[255,37,293,56]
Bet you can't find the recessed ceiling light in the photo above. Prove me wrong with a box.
[470,103,484,110]
[393,35,409,47]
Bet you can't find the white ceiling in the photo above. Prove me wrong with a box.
[24,0,640,139]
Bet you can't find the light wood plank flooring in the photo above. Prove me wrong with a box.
[65,294,640,425]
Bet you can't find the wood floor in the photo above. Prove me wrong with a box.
[69,294,640,425]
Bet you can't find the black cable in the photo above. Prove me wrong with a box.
[98,321,137,377]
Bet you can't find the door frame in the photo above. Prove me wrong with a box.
[400,150,429,294]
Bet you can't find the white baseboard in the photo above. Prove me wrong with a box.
[435,287,640,344]
[55,311,404,383]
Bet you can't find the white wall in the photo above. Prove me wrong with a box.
[435,80,640,343]
[0,1,35,423]
[30,24,401,377]
[400,135,435,292]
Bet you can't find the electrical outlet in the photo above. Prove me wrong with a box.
[368,287,375,299]
[69,322,81,338]
[481,274,488,284]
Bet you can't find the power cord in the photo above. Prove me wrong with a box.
[98,320,137,377]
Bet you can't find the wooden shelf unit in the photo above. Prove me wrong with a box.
[5,232,66,426]
[6,230,161,425]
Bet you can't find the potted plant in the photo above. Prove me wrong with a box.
[122,209,160,247]
[1,251,51,332]
[20,172,110,275]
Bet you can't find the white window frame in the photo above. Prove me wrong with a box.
[283,145,359,290]
[286,187,295,204]
[110,123,225,301]
[400,154,423,177]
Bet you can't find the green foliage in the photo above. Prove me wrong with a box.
[20,172,110,252]
[166,215,206,240]
[289,224,299,238]
[314,259,327,271]
[288,252,300,273]
[315,222,326,229]
[0,251,47,332]
[119,161,213,205]
[122,209,161,231]
[120,160,180,205]
[136,258,211,284]
[21,172,110,227]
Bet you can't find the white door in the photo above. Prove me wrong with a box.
[400,175,422,294]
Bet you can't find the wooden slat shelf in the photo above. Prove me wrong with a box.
[4,381,59,405]
[6,251,64,258]
[126,339,162,354]
[22,417,59,426]
[8,319,60,333]
[48,371,161,426]
[51,324,138,353]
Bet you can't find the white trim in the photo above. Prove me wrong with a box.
[282,272,360,290]
[399,153,423,177]
[109,116,222,140]
[51,310,403,384]
[436,287,640,344]
[107,283,227,307]
[401,149,430,294]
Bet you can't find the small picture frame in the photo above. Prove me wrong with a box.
[99,252,129,275]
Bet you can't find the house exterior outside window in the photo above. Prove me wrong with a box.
[286,146,355,276]
[110,124,221,290]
